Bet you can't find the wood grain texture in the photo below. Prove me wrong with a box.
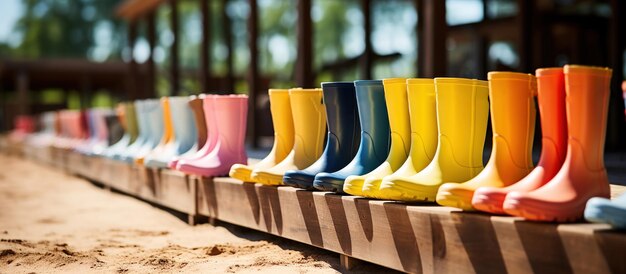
[11,144,626,274]
[196,177,626,274]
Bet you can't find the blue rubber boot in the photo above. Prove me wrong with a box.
[585,194,626,229]
[283,82,361,189]
[313,80,391,193]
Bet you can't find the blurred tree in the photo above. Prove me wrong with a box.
[0,0,126,61]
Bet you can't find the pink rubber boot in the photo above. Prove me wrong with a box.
[178,95,248,177]
[175,95,219,170]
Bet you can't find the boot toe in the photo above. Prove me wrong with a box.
[314,173,346,193]
[436,183,476,210]
[343,176,365,196]
[229,164,254,182]
[472,187,508,214]
[283,170,316,189]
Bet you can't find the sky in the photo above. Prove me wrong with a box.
[0,0,22,45]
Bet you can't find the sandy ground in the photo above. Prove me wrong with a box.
[0,154,393,273]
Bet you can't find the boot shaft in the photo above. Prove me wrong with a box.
[434,78,489,169]
[169,96,197,152]
[188,95,207,147]
[213,95,249,156]
[288,88,326,162]
[487,72,536,169]
[124,102,139,143]
[159,97,174,145]
[203,95,219,151]
[320,82,360,155]
[268,89,295,157]
[354,80,391,161]
[536,67,568,169]
[563,65,612,170]
[407,78,438,166]
[382,78,411,158]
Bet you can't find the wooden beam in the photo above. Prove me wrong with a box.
[360,0,372,80]
[200,0,211,94]
[247,0,259,148]
[147,11,157,99]
[296,0,313,87]
[222,0,234,92]
[516,0,534,73]
[418,0,446,78]
[16,71,29,115]
[169,0,180,96]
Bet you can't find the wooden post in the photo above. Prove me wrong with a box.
[223,0,235,92]
[147,11,157,99]
[16,71,29,115]
[247,0,259,147]
[128,20,138,100]
[169,0,180,96]
[296,0,313,87]
[516,0,533,73]
[417,0,446,78]
[360,0,372,80]
[608,0,626,150]
[200,0,211,94]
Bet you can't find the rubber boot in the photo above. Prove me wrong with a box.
[143,97,174,166]
[175,95,219,170]
[230,89,295,182]
[168,95,207,168]
[178,95,248,177]
[124,99,162,163]
[283,83,360,189]
[373,79,438,199]
[107,102,139,159]
[146,96,197,168]
[343,78,410,196]
[251,88,326,185]
[104,112,124,150]
[117,100,149,161]
[504,65,612,222]
[437,72,536,210]
[473,68,567,214]
[377,78,489,202]
[314,80,390,193]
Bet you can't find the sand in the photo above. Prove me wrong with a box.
[0,154,393,273]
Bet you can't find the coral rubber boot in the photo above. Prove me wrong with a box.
[344,78,410,196]
[378,78,489,202]
[169,95,207,168]
[437,72,537,210]
[314,80,391,193]
[251,88,326,185]
[230,89,295,182]
[585,193,626,229]
[175,95,220,170]
[473,68,567,214]
[504,65,613,222]
[283,82,360,189]
[178,95,248,177]
[374,79,438,199]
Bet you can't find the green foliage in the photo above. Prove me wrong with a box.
[1,0,126,60]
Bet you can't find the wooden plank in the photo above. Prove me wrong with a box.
[197,177,626,274]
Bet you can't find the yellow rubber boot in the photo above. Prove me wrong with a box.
[373,79,438,199]
[230,89,295,182]
[136,97,174,165]
[343,78,411,196]
[378,78,489,202]
[437,72,536,210]
[251,88,326,185]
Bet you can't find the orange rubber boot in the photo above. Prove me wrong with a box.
[437,72,536,210]
[473,68,568,214]
[503,65,612,222]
